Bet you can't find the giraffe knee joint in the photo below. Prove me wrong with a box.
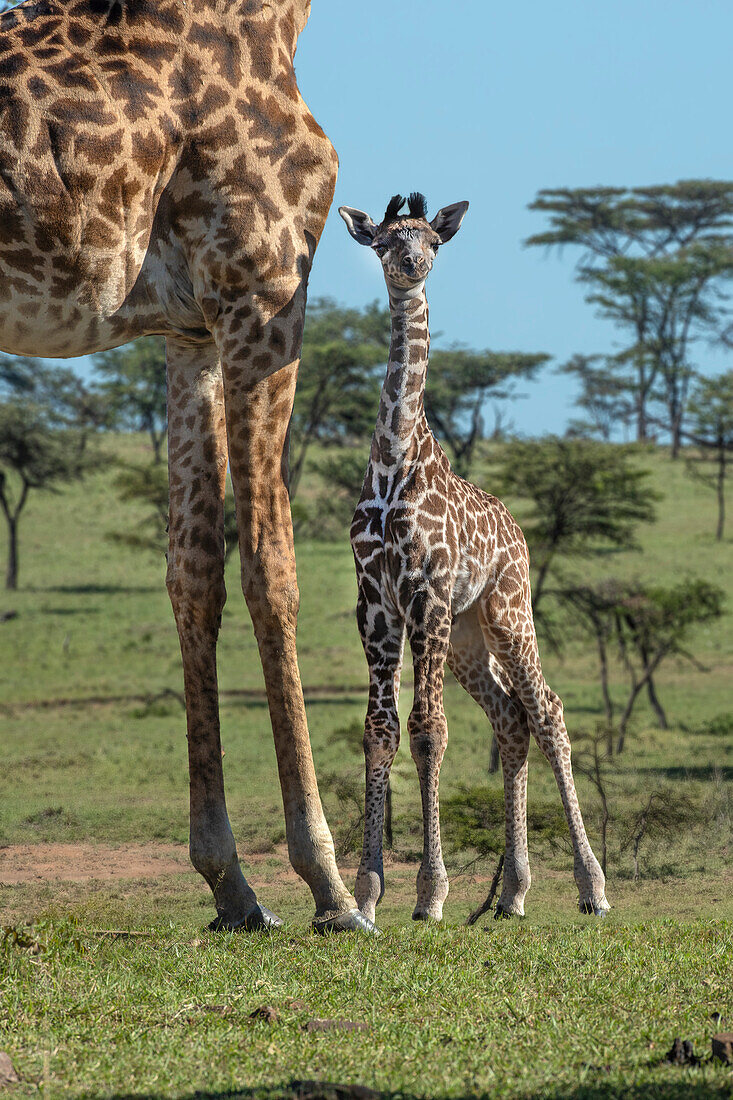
[166,564,226,634]
[364,741,398,772]
[364,718,400,763]
[408,714,448,758]
[243,576,300,637]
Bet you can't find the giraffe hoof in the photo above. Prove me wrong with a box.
[207,904,284,932]
[579,901,610,917]
[493,905,513,920]
[411,910,442,922]
[312,908,379,935]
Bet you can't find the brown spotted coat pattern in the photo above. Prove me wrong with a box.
[0,0,362,928]
[341,200,609,922]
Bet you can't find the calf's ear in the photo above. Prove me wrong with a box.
[339,206,378,245]
[430,200,469,243]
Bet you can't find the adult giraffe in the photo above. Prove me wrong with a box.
[0,0,370,933]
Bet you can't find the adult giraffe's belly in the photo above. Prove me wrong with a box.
[0,77,176,356]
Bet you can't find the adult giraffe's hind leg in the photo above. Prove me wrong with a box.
[220,336,371,933]
[166,338,280,931]
[448,608,532,917]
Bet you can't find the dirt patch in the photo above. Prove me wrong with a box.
[0,843,427,888]
[0,842,190,884]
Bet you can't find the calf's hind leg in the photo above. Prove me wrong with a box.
[448,608,531,917]
[479,574,609,915]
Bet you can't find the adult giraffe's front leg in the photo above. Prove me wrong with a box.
[220,330,370,932]
[166,338,279,931]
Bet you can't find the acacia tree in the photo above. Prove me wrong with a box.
[561,355,634,441]
[528,181,733,265]
[93,337,168,463]
[0,359,103,589]
[684,371,733,540]
[425,348,548,478]
[527,181,733,446]
[582,244,733,456]
[495,438,658,612]
[0,405,91,589]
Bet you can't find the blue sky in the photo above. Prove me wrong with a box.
[57,0,733,436]
[296,0,733,435]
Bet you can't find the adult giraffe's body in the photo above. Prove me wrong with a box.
[0,0,369,931]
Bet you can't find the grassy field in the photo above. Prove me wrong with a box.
[0,435,731,1098]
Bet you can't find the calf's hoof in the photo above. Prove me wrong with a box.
[208,904,284,932]
[313,908,379,935]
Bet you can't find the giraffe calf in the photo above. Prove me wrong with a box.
[340,193,609,925]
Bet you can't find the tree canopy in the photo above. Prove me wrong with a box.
[526,181,733,261]
[527,181,733,448]
[495,438,658,611]
[425,348,549,478]
[684,370,733,539]
[0,363,99,589]
[93,337,168,464]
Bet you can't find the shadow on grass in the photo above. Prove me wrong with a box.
[89,1078,733,1100]
[30,583,159,595]
[638,764,733,782]
[9,686,366,712]
[41,606,101,616]
[536,1082,733,1100]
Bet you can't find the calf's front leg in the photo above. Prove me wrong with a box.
[408,603,452,921]
[354,589,405,923]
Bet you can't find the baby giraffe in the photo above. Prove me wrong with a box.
[339,193,610,924]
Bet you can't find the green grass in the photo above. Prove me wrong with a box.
[2,918,732,1099]
[0,436,732,1098]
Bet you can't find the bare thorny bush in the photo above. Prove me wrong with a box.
[573,726,720,882]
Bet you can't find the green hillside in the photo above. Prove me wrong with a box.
[1,435,730,867]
